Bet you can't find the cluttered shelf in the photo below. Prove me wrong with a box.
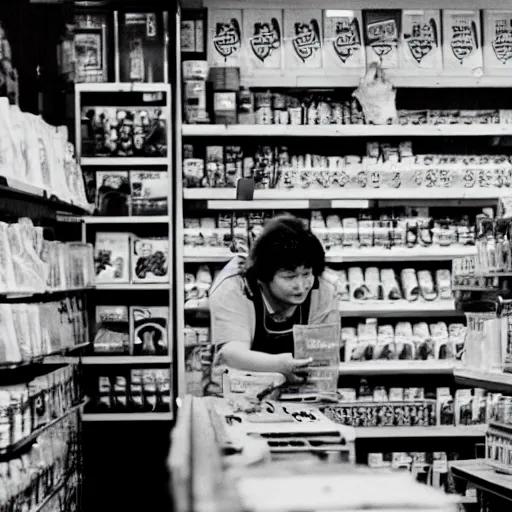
[355,425,486,439]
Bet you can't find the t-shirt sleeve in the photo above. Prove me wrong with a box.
[209,277,252,348]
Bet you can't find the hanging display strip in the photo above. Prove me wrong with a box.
[206,7,512,82]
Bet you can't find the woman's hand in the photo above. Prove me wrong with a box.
[275,353,313,384]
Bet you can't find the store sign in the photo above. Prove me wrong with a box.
[284,9,323,70]
[208,9,242,67]
[364,10,400,68]
[484,10,512,71]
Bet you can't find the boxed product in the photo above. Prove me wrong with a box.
[323,10,365,71]
[400,10,442,71]
[242,9,284,72]
[364,10,401,68]
[483,10,512,72]
[436,387,454,426]
[94,232,131,284]
[129,170,168,215]
[93,306,130,354]
[284,9,323,70]
[95,171,131,216]
[207,9,243,67]
[130,306,169,355]
[442,10,483,72]
[131,237,168,283]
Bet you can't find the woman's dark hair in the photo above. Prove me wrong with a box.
[245,214,325,283]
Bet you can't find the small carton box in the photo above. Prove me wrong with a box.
[129,170,168,216]
[94,232,131,284]
[131,237,169,284]
[130,306,169,356]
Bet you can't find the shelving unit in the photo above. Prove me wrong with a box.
[338,360,455,376]
[82,412,173,422]
[355,426,486,440]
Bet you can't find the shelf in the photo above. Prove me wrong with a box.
[81,356,171,365]
[80,157,168,166]
[183,188,505,202]
[339,360,455,376]
[94,283,170,291]
[76,83,170,93]
[84,215,169,225]
[184,246,476,264]
[82,412,173,422]
[454,369,512,393]
[451,459,512,502]
[182,124,512,138]
[1,343,90,369]
[356,425,486,439]
[0,403,83,461]
[339,300,457,318]
[1,287,92,300]
[205,199,372,210]
[240,74,512,90]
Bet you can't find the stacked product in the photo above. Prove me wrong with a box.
[0,298,88,365]
[94,233,168,285]
[486,395,512,474]
[0,366,79,450]
[85,369,171,413]
[343,320,465,362]
[0,218,94,294]
[93,305,169,356]
[94,169,168,216]
[183,142,512,191]
[321,383,493,429]
[0,413,80,511]
[0,104,88,208]
[81,106,168,158]
[183,326,211,397]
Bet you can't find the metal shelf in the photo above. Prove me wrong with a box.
[339,360,455,376]
[82,412,173,422]
[356,425,486,439]
[80,157,168,167]
[84,216,169,225]
[80,356,171,365]
[339,300,457,318]
[182,124,512,138]
[94,283,170,291]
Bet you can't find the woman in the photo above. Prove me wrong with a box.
[206,214,342,395]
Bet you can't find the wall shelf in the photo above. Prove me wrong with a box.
[356,425,486,439]
[94,283,170,291]
[80,157,169,167]
[82,412,173,422]
[339,300,457,318]
[84,216,169,225]
[454,369,512,393]
[339,360,455,376]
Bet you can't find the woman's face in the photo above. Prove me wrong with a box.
[269,266,314,306]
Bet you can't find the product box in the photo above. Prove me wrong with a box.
[436,387,454,426]
[400,10,442,72]
[131,237,168,283]
[442,10,483,73]
[242,9,284,73]
[293,323,341,367]
[284,9,323,71]
[95,171,131,216]
[483,10,512,72]
[208,9,243,67]
[94,232,131,284]
[93,306,130,354]
[364,10,401,68]
[323,10,365,71]
[129,170,168,215]
[130,306,169,355]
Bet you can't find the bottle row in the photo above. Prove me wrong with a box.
[0,414,79,511]
[323,385,492,428]
[486,431,512,473]
[0,298,88,366]
[94,233,168,285]
[84,370,171,413]
[90,170,168,217]
[183,143,512,190]
[93,305,169,356]
[343,320,465,362]
[81,106,168,159]
[0,219,94,295]
[0,366,79,451]
[0,101,88,208]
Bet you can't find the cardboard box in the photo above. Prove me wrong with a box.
[243,9,284,73]
[400,10,442,71]
[323,10,365,71]
[483,10,512,72]
[208,9,243,67]
[284,9,323,70]
[442,10,483,73]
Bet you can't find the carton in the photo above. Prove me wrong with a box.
[442,10,483,73]
[130,306,169,356]
[284,9,323,71]
[94,232,130,284]
[243,9,284,74]
[131,237,169,284]
[208,9,243,67]
[323,10,365,72]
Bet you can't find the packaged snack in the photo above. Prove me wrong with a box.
[93,306,130,354]
[130,171,168,215]
[130,370,144,410]
[432,322,453,359]
[417,270,437,301]
[413,322,435,360]
[130,306,169,355]
[381,268,402,300]
[364,267,381,300]
[395,322,415,360]
[94,232,131,284]
[401,268,420,302]
[436,388,454,426]
[349,266,369,300]
[374,324,395,359]
[435,269,452,300]
[131,237,168,283]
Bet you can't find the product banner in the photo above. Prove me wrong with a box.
[401,10,442,71]
[323,10,365,71]
[442,10,483,73]
[484,10,512,71]
[364,10,401,69]
[208,9,243,67]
